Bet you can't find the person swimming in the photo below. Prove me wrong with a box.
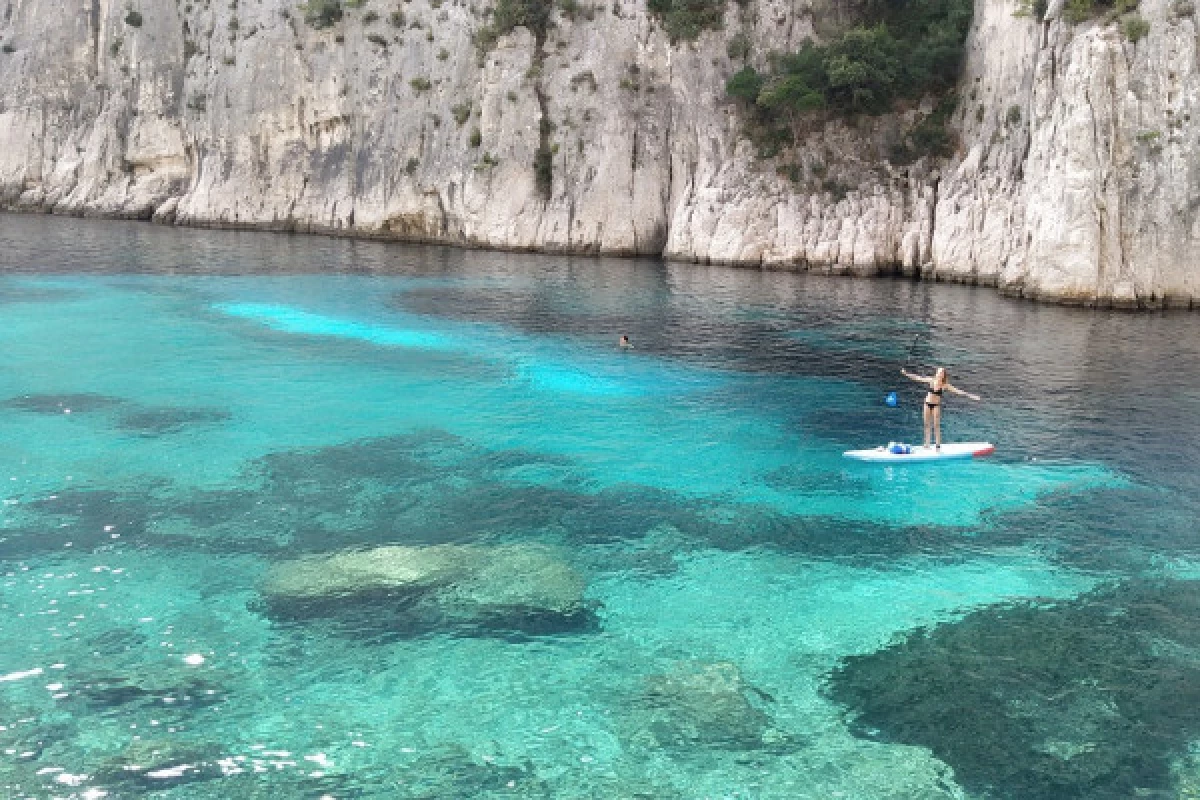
[619,335,633,349]
[900,367,981,450]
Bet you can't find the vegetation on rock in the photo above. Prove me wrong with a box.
[647,0,727,42]
[1120,11,1149,40]
[300,0,344,28]
[727,0,972,162]
[1064,0,1139,23]
[534,145,553,196]
[474,0,554,51]
[730,0,971,116]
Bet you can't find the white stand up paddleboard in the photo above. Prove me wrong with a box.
[843,442,995,463]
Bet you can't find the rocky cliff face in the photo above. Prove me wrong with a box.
[0,0,1196,306]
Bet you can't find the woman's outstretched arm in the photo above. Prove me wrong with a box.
[900,368,932,385]
[947,384,981,401]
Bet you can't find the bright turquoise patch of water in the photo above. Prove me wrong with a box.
[216,302,456,350]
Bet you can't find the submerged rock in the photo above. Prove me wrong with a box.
[91,738,226,792]
[624,661,799,754]
[827,579,1200,800]
[261,543,592,636]
[115,406,232,436]
[439,544,589,620]
[3,393,123,414]
[390,745,550,798]
[263,543,473,601]
[65,672,227,712]
[84,626,148,656]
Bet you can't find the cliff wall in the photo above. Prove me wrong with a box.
[0,0,1196,306]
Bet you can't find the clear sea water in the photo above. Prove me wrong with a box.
[1,213,1199,799]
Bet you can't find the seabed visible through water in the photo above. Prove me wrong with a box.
[2,214,1200,799]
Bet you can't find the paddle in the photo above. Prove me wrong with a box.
[886,333,923,407]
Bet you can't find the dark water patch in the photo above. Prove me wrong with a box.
[194,432,714,555]
[89,738,228,793]
[0,716,75,767]
[3,393,124,414]
[167,488,263,529]
[261,597,600,644]
[459,446,577,476]
[84,626,148,656]
[827,578,1200,800]
[114,406,232,436]
[557,485,720,544]
[978,486,1200,574]
[64,673,228,713]
[0,487,158,561]
[692,508,974,563]
[394,285,916,381]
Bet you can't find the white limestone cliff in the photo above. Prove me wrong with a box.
[0,0,1196,306]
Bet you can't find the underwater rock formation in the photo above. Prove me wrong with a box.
[115,406,232,436]
[2,393,124,414]
[261,542,592,635]
[65,672,227,713]
[623,661,799,754]
[827,578,1200,799]
[90,738,227,793]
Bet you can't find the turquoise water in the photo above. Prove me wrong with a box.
[1,215,1199,798]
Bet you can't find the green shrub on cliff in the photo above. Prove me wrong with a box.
[533,144,553,196]
[725,66,764,103]
[301,0,344,28]
[647,0,726,42]
[125,10,144,27]
[729,0,970,113]
[1063,0,1138,23]
[725,0,971,159]
[1121,11,1149,40]
[475,0,554,51]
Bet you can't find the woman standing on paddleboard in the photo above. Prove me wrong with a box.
[900,367,981,451]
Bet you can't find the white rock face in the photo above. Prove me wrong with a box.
[0,0,1195,306]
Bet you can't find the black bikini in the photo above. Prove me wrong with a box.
[925,387,944,410]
